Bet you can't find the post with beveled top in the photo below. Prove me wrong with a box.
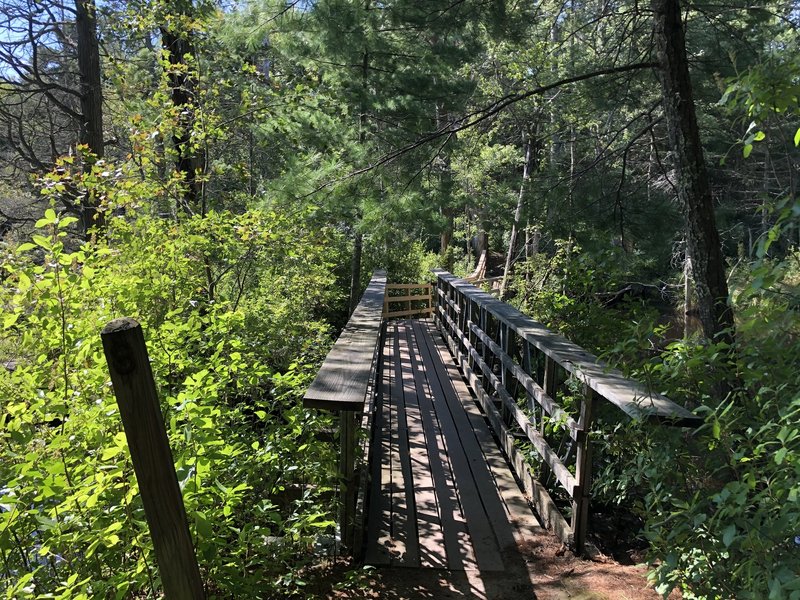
[101,318,205,600]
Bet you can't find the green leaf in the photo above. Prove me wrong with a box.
[775,447,788,465]
[753,131,766,141]
[32,234,51,249]
[794,127,800,147]
[195,511,213,538]
[58,216,79,229]
[722,524,737,547]
[3,313,19,328]
[16,242,35,252]
[17,271,32,292]
[743,144,753,158]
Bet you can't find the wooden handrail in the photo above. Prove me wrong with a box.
[434,269,698,424]
[432,269,700,554]
[383,282,433,319]
[304,270,387,411]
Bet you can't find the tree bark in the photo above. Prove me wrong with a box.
[653,0,734,343]
[75,0,105,233]
[161,1,205,214]
[500,131,533,299]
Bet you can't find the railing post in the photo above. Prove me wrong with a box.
[572,386,595,554]
[539,356,557,483]
[339,410,358,549]
[500,323,515,426]
[101,318,205,600]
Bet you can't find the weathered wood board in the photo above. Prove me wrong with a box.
[303,271,387,411]
[364,320,540,571]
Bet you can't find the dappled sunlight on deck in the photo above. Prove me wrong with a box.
[365,319,539,596]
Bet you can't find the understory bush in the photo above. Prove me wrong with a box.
[0,204,346,598]
[595,259,800,597]
[507,235,800,598]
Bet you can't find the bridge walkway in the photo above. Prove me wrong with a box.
[364,319,541,582]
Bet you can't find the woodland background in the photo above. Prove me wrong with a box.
[0,0,798,597]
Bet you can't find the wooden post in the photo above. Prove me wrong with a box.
[101,318,205,600]
[572,386,595,555]
[500,324,513,426]
[339,410,358,550]
[540,356,557,484]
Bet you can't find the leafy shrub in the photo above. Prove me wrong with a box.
[601,314,800,598]
[0,205,343,598]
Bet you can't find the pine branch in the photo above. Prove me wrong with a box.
[351,61,658,176]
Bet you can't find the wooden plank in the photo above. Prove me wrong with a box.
[432,270,700,425]
[389,324,418,566]
[423,321,544,541]
[410,320,505,572]
[304,270,386,411]
[365,325,394,565]
[403,321,477,571]
[385,293,431,303]
[386,283,433,290]
[435,315,575,548]
[383,307,434,319]
[396,322,448,569]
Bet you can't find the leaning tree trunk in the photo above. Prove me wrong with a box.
[653,0,734,345]
[75,0,104,234]
[500,130,533,299]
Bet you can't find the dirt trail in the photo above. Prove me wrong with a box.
[317,530,679,600]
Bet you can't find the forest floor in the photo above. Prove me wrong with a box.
[310,526,680,600]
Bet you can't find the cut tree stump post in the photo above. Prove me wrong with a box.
[101,317,205,600]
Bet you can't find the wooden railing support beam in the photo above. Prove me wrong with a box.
[304,270,387,555]
[101,318,205,600]
[572,387,595,555]
[339,410,358,549]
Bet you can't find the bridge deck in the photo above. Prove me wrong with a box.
[364,319,542,572]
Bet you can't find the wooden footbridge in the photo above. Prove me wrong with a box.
[98,268,699,597]
[303,270,698,578]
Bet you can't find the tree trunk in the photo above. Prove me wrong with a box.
[440,209,453,254]
[75,0,104,234]
[500,131,533,299]
[349,231,363,313]
[475,229,488,262]
[161,2,204,214]
[653,0,734,344]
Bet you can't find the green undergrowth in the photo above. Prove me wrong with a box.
[505,237,800,598]
[0,203,350,598]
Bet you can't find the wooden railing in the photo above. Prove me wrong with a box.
[303,270,387,553]
[433,269,700,554]
[382,282,433,319]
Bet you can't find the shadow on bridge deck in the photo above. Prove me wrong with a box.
[364,319,543,599]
